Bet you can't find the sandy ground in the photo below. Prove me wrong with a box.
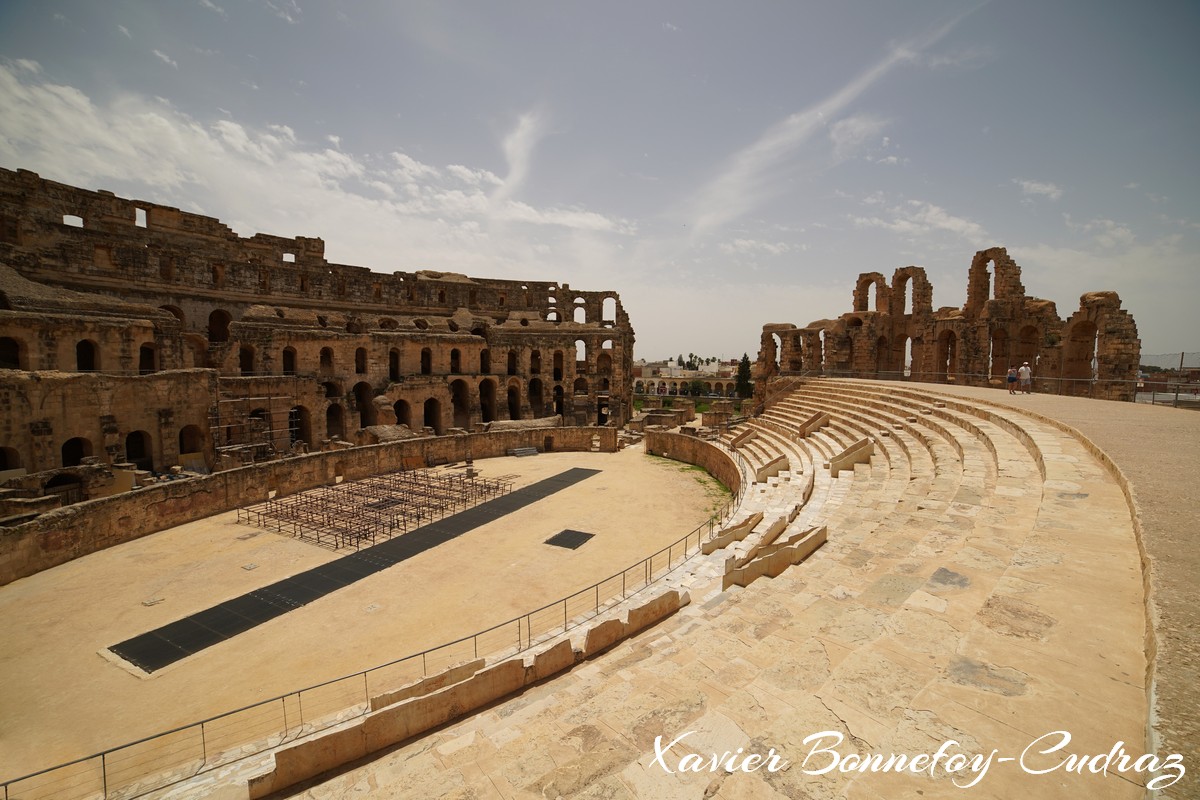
[0,446,725,780]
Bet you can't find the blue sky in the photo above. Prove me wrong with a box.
[1,1,1197,361]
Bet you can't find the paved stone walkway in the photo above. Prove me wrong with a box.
[242,381,1177,800]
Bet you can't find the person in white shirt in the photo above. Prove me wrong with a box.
[1017,362,1033,394]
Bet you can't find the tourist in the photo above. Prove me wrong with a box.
[1018,362,1033,394]
[1006,366,1018,394]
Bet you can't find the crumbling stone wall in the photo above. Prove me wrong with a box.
[754,246,1140,402]
[0,169,635,492]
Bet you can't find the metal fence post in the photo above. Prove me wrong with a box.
[200,721,208,765]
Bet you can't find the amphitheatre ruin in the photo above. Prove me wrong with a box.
[0,168,1195,799]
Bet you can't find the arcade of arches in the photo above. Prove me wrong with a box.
[754,246,1139,403]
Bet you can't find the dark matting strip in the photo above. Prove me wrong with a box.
[110,468,599,672]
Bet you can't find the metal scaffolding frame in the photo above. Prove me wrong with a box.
[236,468,518,551]
[209,382,281,464]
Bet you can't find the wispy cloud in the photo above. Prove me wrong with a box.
[1013,178,1063,201]
[265,0,302,24]
[1064,214,1135,248]
[852,199,987,241]
[117,24,132,38]
[718,238,796,257]
[200,0,228,19]
[828,113,889,161]
[491,110,548,205]
[153,50,179,69]
[686,9,975,236]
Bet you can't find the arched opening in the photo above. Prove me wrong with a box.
[239,345,255,375]
[479,380,497,423]
[0,337,22,370]
[893,335,912,378]
[530,350,541,374]
[179,425,204,455]
[596,352,612,374]
[423,397,443,434]
[389,348,401,381]
[207,309,231,343]
[574,340,586,369]
[573,377,588,395]
[325,403,345,439]
[869,282,880,311]
[124,430,153,471]
[320,347,334,372]
[936,330,957,382]
[450,379,470,428]
[75,340,99,371]
[61,436,93,467]
[137,344,157,374]
[1014,325,1040,368]
[479,349,491,374]
[602,297,617,322]
[159,305,185,324]
[772,333,783,370]
[553,350,564,381]
[0,446,21,470]
[450,348,462,374]
[529,378,545,417]
[507,350,518,376]
[597,399,609,426]
[1064,320,1100,393]
[320,382,341,400]
[507,385,522,420]
[573,304,586,324]
[355,347,368,374]
[353,382,377,428]
[634,381,645,394]
[989,328,1010,380]
[420,348,432,375]
[546,309,560,323]
[288,406,312,448]
[553,384,564,416]
[394,399,413,428]
[282,347,297,375]
[875,336,888,375]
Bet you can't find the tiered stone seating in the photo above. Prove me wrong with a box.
[170,378,1150,800]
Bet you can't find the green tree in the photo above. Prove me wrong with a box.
[735,353,754,398]
[677,354,684,367]
[688,379,705,396]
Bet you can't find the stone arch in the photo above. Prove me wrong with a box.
[853,272,888,313]
[423,397,443,434]
[178,425,204,455]
[891,267,931,316]
[353,382,377,428]
[288,406,312,448]
[282,346,297,375]
[553,384,564,416]
[602,296,617,322]
[507,383,522,420]
[208,309,231,343]
[1,336,25,370]
[530,350,541,374]
[420,347,432,375]
[124,430,153,471]
[573,304,586,324]
[394,399,413,428]
[507,349,519,376]
[355,347,368,374]
[389,348,401,381]
[528,378,545,417]
[573,377,588,395]
[0,446,21,470]
[76,339,100,371]
[138,342,157,374]
[479,349,491,374]
[1014,324,1040,368]
[596,351,612,374]
[989,327,1010,380]
[159,305,185,324]
[1064,320,1099,388]
[479,379,497,423]
[875,336,889,375]
[320,347,334,372]
[450,379,471,429]
[61,436,93,467]
[450,348,462,374]
[239,344,255,375]
[326,403,345,439]
[936,329,958,382]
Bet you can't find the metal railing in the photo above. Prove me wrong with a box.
[1,473,744,800]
